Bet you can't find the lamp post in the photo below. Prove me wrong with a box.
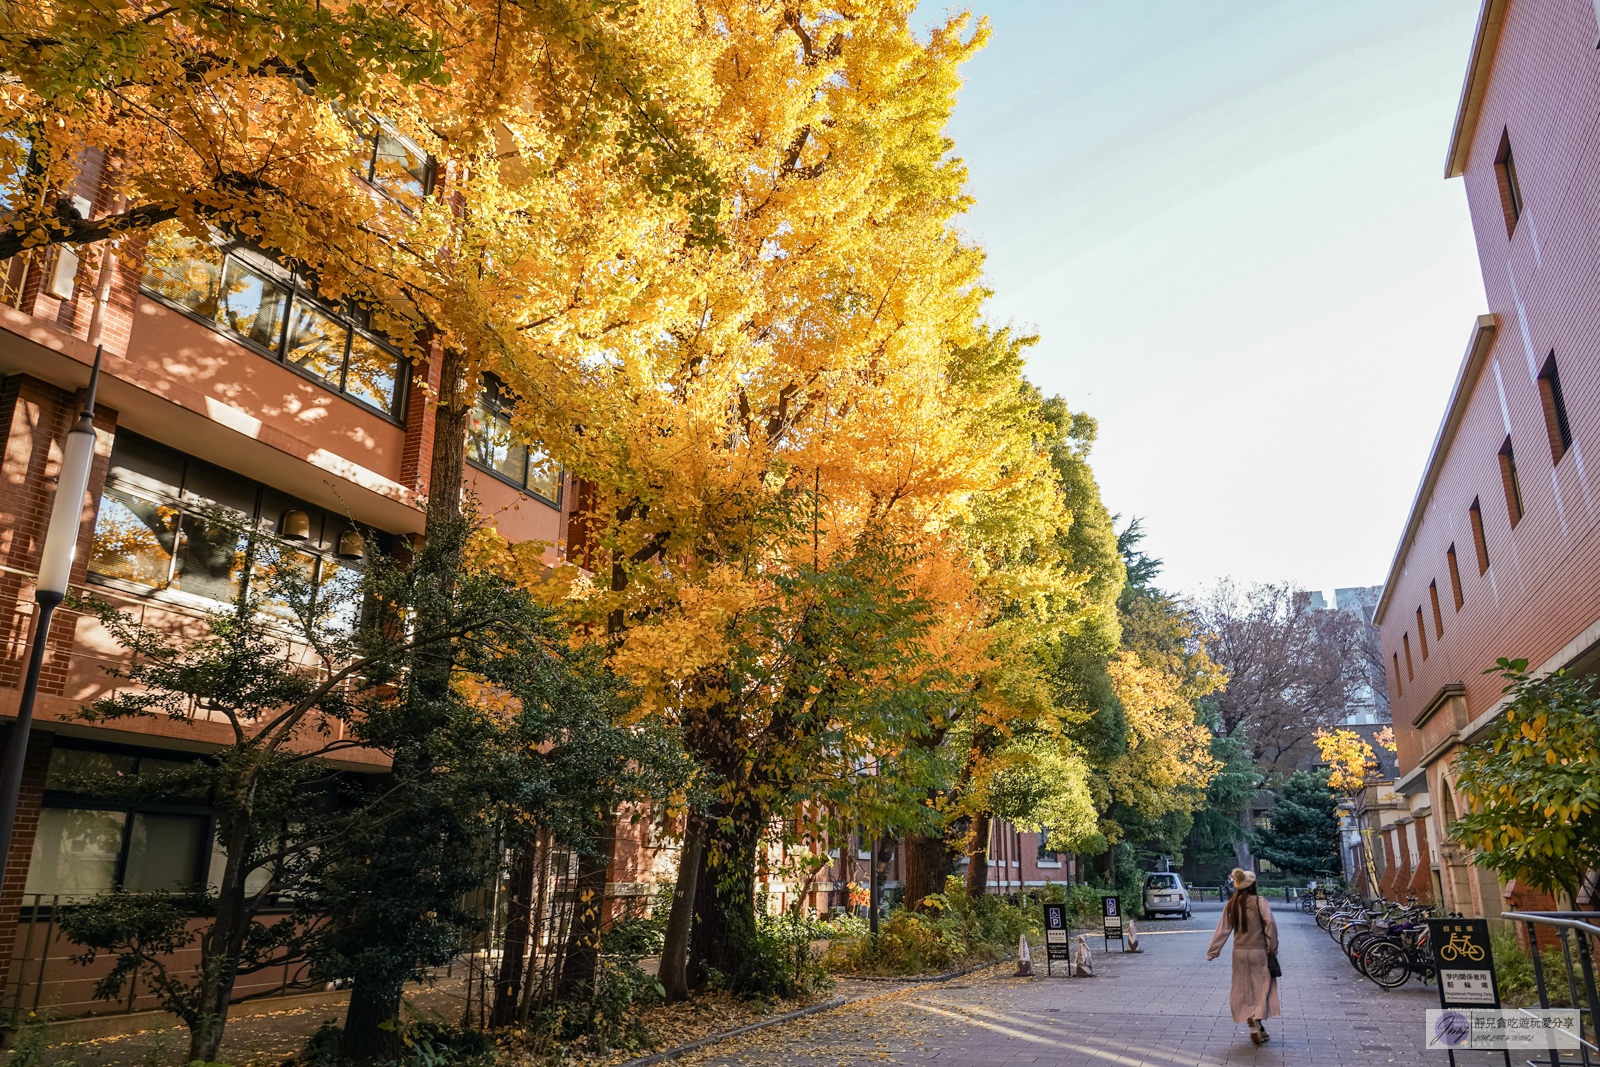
[0,348,103,890]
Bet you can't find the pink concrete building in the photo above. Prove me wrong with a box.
[1376,0,1600,919]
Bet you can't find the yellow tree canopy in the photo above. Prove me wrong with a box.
[1,0,721,386]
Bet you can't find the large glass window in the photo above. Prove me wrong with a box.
[26,808,127,899]
[25,746,213,902]
[467,374,562,507]
[348,113,435,207]
[88,431,385,613]
[140,225,407,419]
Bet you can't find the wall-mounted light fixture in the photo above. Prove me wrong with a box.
[281,510,311,540]
[336,531,365,561]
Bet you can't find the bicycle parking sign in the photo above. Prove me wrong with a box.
[1425,917,1507,1066]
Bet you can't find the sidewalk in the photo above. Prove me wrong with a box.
[689,902,1457,1066]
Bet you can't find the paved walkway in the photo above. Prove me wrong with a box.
[690,902,1465,1067]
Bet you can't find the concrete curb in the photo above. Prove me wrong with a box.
[838,954,1018,983]
[616,958,1014,1067]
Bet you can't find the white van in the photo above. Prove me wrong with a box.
[1142,872,1191,919]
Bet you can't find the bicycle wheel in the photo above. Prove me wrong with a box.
[1362,941,1411,989]
[1316,907,1334,931]
[1347,932,1379,973]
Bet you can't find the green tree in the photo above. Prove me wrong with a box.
[1450,659,1600,907]
[1182,721,1260,871]
[1251,769,1340,878]
[58,512,681,1061]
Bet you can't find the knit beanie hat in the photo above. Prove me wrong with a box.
[1232,868,1257,889]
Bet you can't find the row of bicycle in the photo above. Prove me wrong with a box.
[1310,892,1462,989]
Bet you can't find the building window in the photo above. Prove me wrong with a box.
[348,114,436,208]
[1037,830,1057,862]
[1538,353,1573,463]
[1429,580,1444,638]
[140,224,408,420]
[467,374,563,507]
[1469,498,1490,574]
[1403,635,1414,681]
[87,431,376,619]
[1495,130,1524,237]
[1447,544,1464,610]
[1416,608,1429,661]
[1498,436,1524,527]
[1393,653,1403,698]
[26,746,213,902]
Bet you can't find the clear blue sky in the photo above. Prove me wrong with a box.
[913,0,1488,597]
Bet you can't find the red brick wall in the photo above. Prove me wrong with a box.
[0,729,54,997]
[1405,818,1437,904]
[1385,0,1600,746]
[0,377,116,695]
[402,345,443,494]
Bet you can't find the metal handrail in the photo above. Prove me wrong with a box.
[1500,910,1600,1067]
[1502,911,1600,938]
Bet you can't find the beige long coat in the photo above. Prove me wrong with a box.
[1206,894,1280,1022]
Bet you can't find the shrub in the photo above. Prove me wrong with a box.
[828,877,1040,976]
[1490,927,1574,1009]
[818,911,869,940]
[601,917,665,958]
[1030,882,1116,927]
[737,910,833,999]
[517,959,665,1060]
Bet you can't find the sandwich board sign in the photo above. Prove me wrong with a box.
[1102,895,1124,952]
[1425,917,1509,1067]
[1042,903,1070,976]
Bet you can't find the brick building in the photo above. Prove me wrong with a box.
[1376,0,1600,920]
[0,145,628,1015]
[752,819,1083,919]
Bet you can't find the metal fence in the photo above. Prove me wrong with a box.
[1501,910,1600,1067]
[6,836,638,1028]
[6,893,311,1019]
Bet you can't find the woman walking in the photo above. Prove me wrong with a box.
[1206,868,1279,1045]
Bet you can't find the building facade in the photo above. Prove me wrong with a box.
[0,148,586,1015]
[1376,0,1600,920]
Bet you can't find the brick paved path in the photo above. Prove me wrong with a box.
[692,902,1469,1067]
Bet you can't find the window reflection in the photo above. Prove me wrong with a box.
[140,224,404,416]
[140,230,223,317]
[285,298,348,384]
[124,813,206,892]
[467,376,561,505]
[528,452,562,503]
[345,334,398,411]
[316,557,369,632]
[91,432,389,622]
[468,403,528,484]
[172,511,248,602]
[46,748,137,790]
[371,131,432,202]
[89,490,178,588]
[217,258,289,350]
[25,808,126,901]
[253,546,318,622]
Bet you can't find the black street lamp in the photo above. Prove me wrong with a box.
[0,348,103,890]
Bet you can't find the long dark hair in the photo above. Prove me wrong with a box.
[1225,882,1258,931]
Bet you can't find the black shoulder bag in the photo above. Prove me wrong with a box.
[1260,898,1282,977]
